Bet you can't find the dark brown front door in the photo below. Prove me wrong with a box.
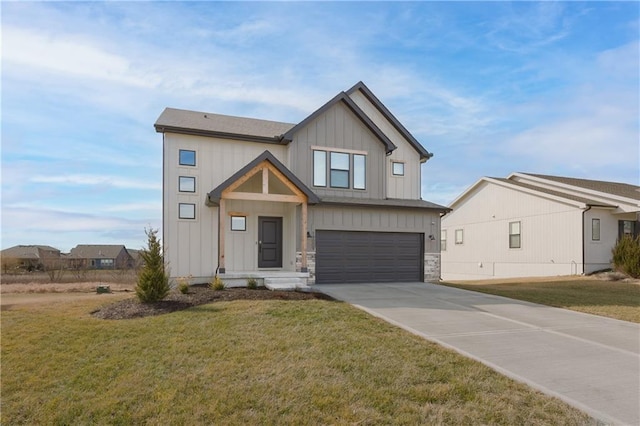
[258,217,282,268]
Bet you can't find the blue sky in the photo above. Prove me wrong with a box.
[2,1,638,252]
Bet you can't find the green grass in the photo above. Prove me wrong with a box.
[440,279,640,323]
[1,297,593,424]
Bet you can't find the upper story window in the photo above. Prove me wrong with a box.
[179,176,196,193]
[179,149,196,166]
[392,162,405,176]
[313,148,366,190]
[591,219,600,241]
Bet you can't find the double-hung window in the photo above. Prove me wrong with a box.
[455,229,463,245]
[592,219,600,241]
[330,152,350,188]
[509,221,521,248]
[441,230,447,251]
[313,149,366,190]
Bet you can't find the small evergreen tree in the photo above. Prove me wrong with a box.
[612,235,640,279]
[136,228,170,303]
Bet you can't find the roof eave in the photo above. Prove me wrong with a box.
[155,124,288,145]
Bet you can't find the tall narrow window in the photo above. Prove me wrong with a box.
[592,218,600,241]
[179,149,196,166]
[179,176,196,192]
[178,203,196,219]
[330,152,350,188]
[353,154,366,190]
[313,150,326,187]
[509,221,521,248]
[455,229,463,245]
[441,230,447,251]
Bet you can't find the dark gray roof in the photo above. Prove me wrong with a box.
[207,151,320,205]
[70,245,128,259]
[1,245,60,259]
[281,91,397,154]
[155,107,295,143]
[346,81,433,161]
[521,173,640,201]
[319,196,450,211]
[494,178,617,207]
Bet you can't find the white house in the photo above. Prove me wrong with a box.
[441,173,640,281]
[155,82,448,287]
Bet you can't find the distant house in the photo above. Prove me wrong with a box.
[1,245,61,271]
[441,173,640,281]
[69,245,134,269]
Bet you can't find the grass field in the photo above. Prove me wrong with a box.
[1,295,593,425]
[440,278,640,323]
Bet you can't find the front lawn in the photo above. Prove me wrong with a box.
[1,296,593,424]
[440,278,640,323]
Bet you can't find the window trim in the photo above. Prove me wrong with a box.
[178,149,196,167]
[329,151,350,189]
[231,216,247,231]
[455,229,463,245]
[591,218,600,241]
[178,176,196,193]
[178,203,196,220]
[509,221,521,249]
[392,161,405,176]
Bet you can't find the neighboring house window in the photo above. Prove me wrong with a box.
[392,162,405,176]
[353,154,366,190]
[179,149,196,166]
[455,229,463,245]
[231,216,246,231]
[179,176,196,193]
[179,203,196,219]
[509,221,521,248]
[313,151,327,187]
[441,230,447,251]
[619,220,638,239]
[330,152,350,188]
[591,219,600,241]
[102,259,114,266]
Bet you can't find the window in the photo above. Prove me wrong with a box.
[441,230,447,251]
[392,162,405,176]
[353,154,366,190]
[591,218,600,241]
[455,229,463,245]
[178,203,196,219]
[179,149,196,166]
[231,216,246,231]
[179,176,196,192]
[330,152,350,188]
[102,259,114,266]
[619,220,638,239]
[509,221,521,248]
[313,151,327,187]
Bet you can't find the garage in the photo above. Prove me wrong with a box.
[315,230,424,284]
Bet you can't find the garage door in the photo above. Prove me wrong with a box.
[315,230,423,284]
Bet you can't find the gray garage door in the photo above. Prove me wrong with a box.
[315,230,423,284]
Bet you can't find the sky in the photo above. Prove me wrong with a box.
[2,1,639,253]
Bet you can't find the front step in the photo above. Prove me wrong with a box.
[264,277,309,291]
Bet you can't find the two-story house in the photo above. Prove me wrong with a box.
[155,82,448,286]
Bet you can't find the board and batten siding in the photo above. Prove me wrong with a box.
[287,101,385,199]
[163,133,287,280]
[583,208,636,274]
[441,181,584,280]
[348,90,422,200]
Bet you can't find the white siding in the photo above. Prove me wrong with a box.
[584,209,636,274]
[163,133,287,280]
[441,181,584,280]
[348,90,422,200]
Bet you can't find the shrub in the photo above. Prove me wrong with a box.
[612,235,640,278]
[210,275,225,291]
[176,275,192,294]
[135,228,170,303]
[247,278,258,290]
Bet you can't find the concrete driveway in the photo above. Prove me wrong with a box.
[318,282,640,425]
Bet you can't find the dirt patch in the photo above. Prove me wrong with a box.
[91,285,333,320]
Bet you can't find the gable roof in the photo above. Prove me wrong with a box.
[493,178,616,207]
[346,81,433,161]
[1,245,60,259]
[155,107,295,144]
[207,150,320,205]
[70,245,129,259]
[518,173,640,201]
[280,91,397,154]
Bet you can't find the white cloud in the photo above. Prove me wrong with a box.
[30,174,161,190]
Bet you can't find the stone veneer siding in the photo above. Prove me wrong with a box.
[296,251,316,284]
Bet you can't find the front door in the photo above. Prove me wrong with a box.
[258,216,282,268]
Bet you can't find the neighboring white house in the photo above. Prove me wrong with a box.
[155,82,448,286]
[441,173,640,281]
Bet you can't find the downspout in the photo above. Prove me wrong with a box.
[581,205,592,276]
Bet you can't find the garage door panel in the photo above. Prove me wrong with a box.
[316,230,423,284]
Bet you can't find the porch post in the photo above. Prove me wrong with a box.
[300,201,308,272]
[219,198,226,274]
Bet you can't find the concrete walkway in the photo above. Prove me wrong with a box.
[318,282,640,425]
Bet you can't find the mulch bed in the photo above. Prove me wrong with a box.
[91,285,333,320]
